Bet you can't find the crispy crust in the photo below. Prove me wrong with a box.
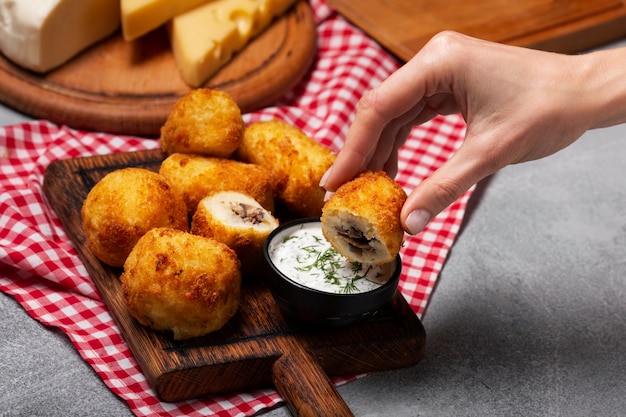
[236,119,335,217]
[160,88,244,158]
[80,168,188,267]
[121,227,241,340]
[159,153,275,215]
[321,171,407,264]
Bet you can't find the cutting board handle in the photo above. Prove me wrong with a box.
[273,337,354,417]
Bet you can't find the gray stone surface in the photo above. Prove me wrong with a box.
[0,106,29,126]
[0,294,132,416]
[2,39,625,417]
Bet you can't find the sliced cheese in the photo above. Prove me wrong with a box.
[0,0,120,73]
[121,0,214,41]
[169,0,297,88]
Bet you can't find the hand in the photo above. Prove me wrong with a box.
[321,31,626,234]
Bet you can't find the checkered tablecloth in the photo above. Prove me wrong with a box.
[0,1,471,416]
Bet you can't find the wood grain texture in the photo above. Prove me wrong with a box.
[327,0,626,60]
[42,149,426,416]
[0,1,316,137]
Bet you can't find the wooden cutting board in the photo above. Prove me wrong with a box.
[328,0,626,61]
[0,1,315,137]
[42,149,426,417]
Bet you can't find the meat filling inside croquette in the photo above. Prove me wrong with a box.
[336,224,379,256]
[229,202,266,225]
[321,171,407,264]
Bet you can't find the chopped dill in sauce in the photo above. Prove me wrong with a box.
[268,223,391,294]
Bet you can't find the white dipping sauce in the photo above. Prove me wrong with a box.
[268,222,393,294]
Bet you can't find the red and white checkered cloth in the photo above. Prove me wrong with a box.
[0,1,470,416]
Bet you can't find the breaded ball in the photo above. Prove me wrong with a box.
[191,191,279,274]
[121,227,241,340]
[159,153,275,215]
[236,119,335,217]
[81,168,188,267]
[321,171,407,264]
[160,88,244,158]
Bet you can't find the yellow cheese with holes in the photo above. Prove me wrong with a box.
[121,0,214,41]
[0,0,120,73]
[169,0,297,87]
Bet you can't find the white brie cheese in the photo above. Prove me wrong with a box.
[0,0,120,73]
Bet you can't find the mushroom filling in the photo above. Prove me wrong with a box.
[336,225,377,255]
[230,202,266,224]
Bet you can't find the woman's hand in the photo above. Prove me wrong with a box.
[321,31,626,234]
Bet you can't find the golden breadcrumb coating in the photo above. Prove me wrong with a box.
[321,171,407,264]
[121,227,241,340]
[159,153,275,215]
[160,88,244,158]
[236,119,335,217]
[191,191,279,275]
[80,168,188,267]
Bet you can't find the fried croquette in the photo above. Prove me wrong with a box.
[81,168,188,267]
[236,119,336,217]
[160,88,244,158]
[159,153,275,215]
[321,171,407,265]
[191,191,279,274]
[121,227,241,340]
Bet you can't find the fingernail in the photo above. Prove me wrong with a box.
[405,209,431,235]
[324,191,334,202]
[319,167,332,188]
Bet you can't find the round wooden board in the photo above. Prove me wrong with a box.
[0,1,316,137]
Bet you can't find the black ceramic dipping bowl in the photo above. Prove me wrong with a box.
[263,217,402,327]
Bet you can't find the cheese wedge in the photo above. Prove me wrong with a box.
[121,0,214,41]
[168,0,258,87]
[169,0,297,87]
[0,0,120,73]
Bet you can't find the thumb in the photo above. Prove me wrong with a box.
[400,139,495,235]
